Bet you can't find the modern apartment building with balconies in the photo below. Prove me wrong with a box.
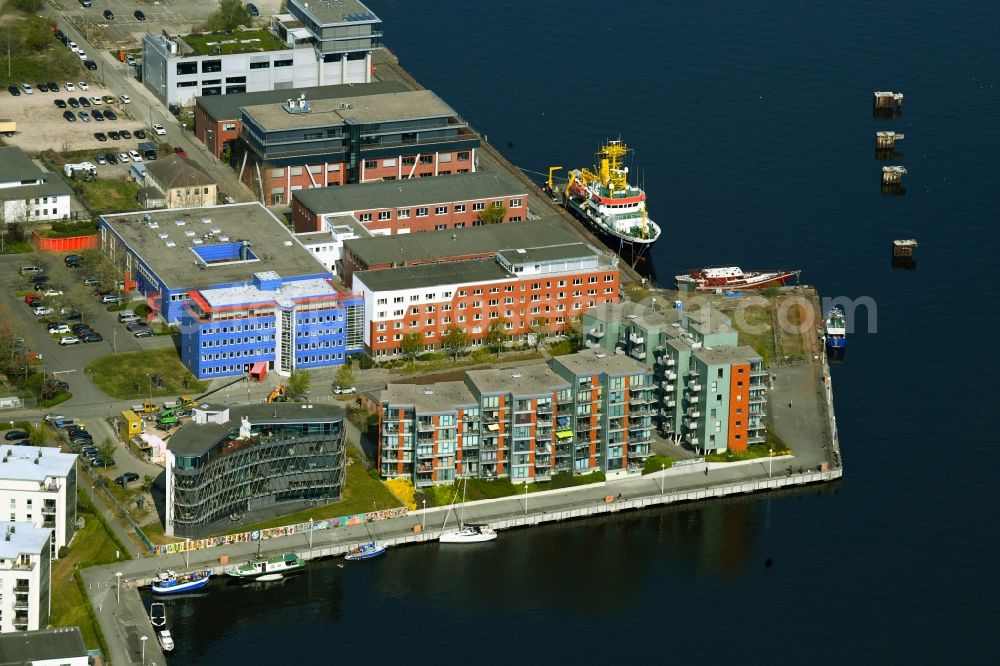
[582,301,769,454]
[0,522,51,633]
[377,350,653,487]
[0,448,77,560]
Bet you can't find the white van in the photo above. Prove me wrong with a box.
[118,312,140,324]
[20,266,43,275]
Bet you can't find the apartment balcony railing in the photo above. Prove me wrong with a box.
[685,434,700,446]
[661,381,675,392]
[684,392,700,404]
[688,381,702,392]
[662,398,676,409]
[686,408,701,419]
[688,369,700,377]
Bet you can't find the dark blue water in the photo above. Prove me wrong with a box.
[162,2,998,662]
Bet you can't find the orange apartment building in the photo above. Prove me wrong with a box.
[377,350,655,486]
[237,89,480,205]
[352,242,621,359]
[290,170,527,233]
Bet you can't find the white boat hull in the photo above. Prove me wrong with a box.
[256,573,283,582]
[439,526,497,544]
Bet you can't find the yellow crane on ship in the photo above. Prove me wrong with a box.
[557,140,649,239]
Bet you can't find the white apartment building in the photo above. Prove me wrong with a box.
[0,448,77,559]
[0,627,89,664]
[0,147,71,224]
[0,522,51,633]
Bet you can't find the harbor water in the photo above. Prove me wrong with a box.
[160,1,998,662]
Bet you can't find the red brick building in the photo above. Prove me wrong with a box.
[353,242,620,359]
[291,170,528,233]
[193,82,408,160]
[340,216,580,288]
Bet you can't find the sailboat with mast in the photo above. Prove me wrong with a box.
[345,520,388,561]
[439,476,497,544]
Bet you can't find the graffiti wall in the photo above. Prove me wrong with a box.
[154,507,409,555]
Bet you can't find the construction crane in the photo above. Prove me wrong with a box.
[546,166,562,192]
[156,376,247,428]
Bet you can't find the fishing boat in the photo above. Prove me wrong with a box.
[558,140,661,267]
[439,477,497,544]
[151,569,211,595]
[149,602,166,628]
[157,630,175,653]
[825,307,846,350]
[344,540,387,561]
[224,552,306,581]
[675,267,800,292]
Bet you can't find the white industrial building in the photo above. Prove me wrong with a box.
[0,522,51,633]
[0,448,77,559]
[0,147,71,224]
[142,0,381,107]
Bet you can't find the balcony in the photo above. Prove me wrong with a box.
[663,371,677,381]
[417,422,436,433]
[12,600,29,611]
[683,392,700,404]
[687,381,702,392]
[589,327,605,339]
[13,585,29,594]
[629,347,647,361]
[748,435,767,444]
[663,398,676,408]
[750,395,767,404]
[686,408,701,419]
[684,420,697,430]
[687,369,700,378]
[629,333,644,345]
[661,381,675,392]
[685,434,699,446]
[41,505,57,516]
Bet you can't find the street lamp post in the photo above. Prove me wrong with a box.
[114,571,122,603]
[523,482,528,516]
[140,635,148,664]
[308,517,314,549]
[660,463,665,494]
[768,448,773,478]
[421,499,426,530]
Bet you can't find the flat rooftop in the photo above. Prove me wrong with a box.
[295,170,525,214]
[692,345,763,366]
[0,447,75,482]
[196,81,407,122]
[169,403,346,457]
[242,90,457,131]
[199,277,341,309]
[291,0,380,26]
[0,627,87,664]
[466,364,569,396]
[497,243,604,266]
[380,382,474,412]
[585,300,682,330]
[0,522,50,559]
[0,146,41,182]
[354,258,509,292]
[344,216,579,266]
[102,203,329,291]
[178,29,287,57]
[553,349,648,377]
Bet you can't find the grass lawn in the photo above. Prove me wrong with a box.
[418,471,607,508]
[641,454,676,475]
[0,22,82,87]
[198,456,402,538]
[74,179,142,215]
[51,490,131,650]
[85,348,207,400]
[182,29,286,56]
[729,304,776,365]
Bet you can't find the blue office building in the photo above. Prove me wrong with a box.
[98,203,364,378]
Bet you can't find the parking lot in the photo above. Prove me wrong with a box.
[0,81,147,154]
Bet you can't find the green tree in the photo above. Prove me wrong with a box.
[484,318,509,358]
[334,364,355,390]
[98,439,117,466]
[28,423,46,447]
[286,369,311,400]
[441,325,469,362]
[529,319,550,351]
[206,0,253,32]
[477,202,507,225]
[140,475,156,494]
[400,333,423,364]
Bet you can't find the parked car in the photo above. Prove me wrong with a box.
[47,323,70,334]
[67,97,79,108]
[41,288,63,296]
[103,9,113,20]
[29,274,50,285]
[84,60,97,71]
[92,110,104,121]
[64,82,74,91]
[247,3,259,16]
[90,96,101,106]
[64,254,82,266]
[3,430,29,441]
[83,276,100,286]
[125,55,137,66]
[61,310,82,321]
[94,132,107,142]
[37,83,48,92]
[118,312,140,323]
[105,153,118,165]
[115,472,139,486]
[8,85,19,96]
[81,332,104,343]
[78,96,90,107]
[20,83,33,94]
[20,265,42,275]
[103,109,117,120]
[78,81,89,91]
[333,385,357,394]
[174,146,187,157]
[133,10,145,20]
[54,98,67,108]
[47,82,59,92]
[119,94,131,104]
[134,329,153,338]
[58,336,80,346]
[127,150,142,162]
[134,129,146,139]
[108,130,120,140]
[70,324,92,335]
[79,111,90,122]
[117,152,130,163]
[152,123,166,135]
[120,129,132,139]
[25,296,42,307]
[32,306,54,316]
[126,322,149,332]
[100,294,123,304]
